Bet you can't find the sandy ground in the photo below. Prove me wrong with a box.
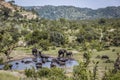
[5,48,34,61]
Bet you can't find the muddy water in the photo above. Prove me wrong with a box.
[0,57,79,70]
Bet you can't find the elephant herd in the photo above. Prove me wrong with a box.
[32,48,73,68]
[0,48,75,70]
[32,48,73,58]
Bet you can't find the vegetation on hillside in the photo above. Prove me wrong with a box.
[25,6,120,20]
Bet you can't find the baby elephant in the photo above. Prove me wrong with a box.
[50,61,56,68]
[101,55,109,59]
[66,52,73,58]
[32,48,38,57]
[36,62,42,69]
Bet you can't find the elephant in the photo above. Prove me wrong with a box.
[57,57,68,62]
[32,48,38,57]
[21,60,24,63]
[36,62,42,69]
[24,61,32,64]
[66,51,73,58]
[41,58,46,63]
[50,61,56,68]
[38,51,42,56]
[15,62,19,65]
[58,49,67,58]
[57,61,66,66]
[101,55,109,59]
[32,58,37,62]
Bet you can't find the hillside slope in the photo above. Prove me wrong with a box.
[0,0,38,20]
[24,5,120,20]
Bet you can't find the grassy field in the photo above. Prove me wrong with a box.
[88,47,120,79]
[0,70,20,80]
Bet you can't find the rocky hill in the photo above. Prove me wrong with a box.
[0,0,38,20]
[24,5,120,20]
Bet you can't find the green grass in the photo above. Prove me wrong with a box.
[88,47,120,79]
[43,47,62,56]
[0,72,19,80]
[91,47,120,67]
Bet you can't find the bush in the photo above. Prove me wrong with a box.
[73,63,90,80]
[24,68,37,78]
[102,71,120,80]
[25,30,49,45]
[50,68,65,78]
[39,39,50,50]
[50,31,66,46]
[90,40,104,51]
[37,68,51,78]
[96,55,101,59]
[37,67,66,79]
[3,64,12,70]
[76,35,84,43]
[0,58,3,64]
[48,68,66,80]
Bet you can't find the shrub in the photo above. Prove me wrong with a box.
[50,31,66,46]
[39,39,50,50]
[76,35,84,43]
[0,58,3,64]
[50,68,65,78]
[96,55,101,59]
[102,71,120,80]
[73,63,90,80]
[24,68,37,78]
[3,64,12,70]
[37,68,51,78]
[48,67,66,80]
[37,67,66,79]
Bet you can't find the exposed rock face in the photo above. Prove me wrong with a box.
[0,0,38,19]
[20,12,37,19]
[0,0,16,12]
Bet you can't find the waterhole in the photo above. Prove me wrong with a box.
[0,57,79,70]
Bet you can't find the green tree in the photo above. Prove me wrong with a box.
[73,63,91,80]
[50,31,66,46]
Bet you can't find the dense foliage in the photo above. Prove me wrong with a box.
[25,67,67,80]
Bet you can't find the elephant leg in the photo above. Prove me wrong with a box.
[66,54,69,58]
[32,51,35,56]
[62,53,64,57]
[34,53,37,57]
[32,52,34,56]
[58,54,60,57]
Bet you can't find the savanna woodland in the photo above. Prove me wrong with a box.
[0,0,120,80]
